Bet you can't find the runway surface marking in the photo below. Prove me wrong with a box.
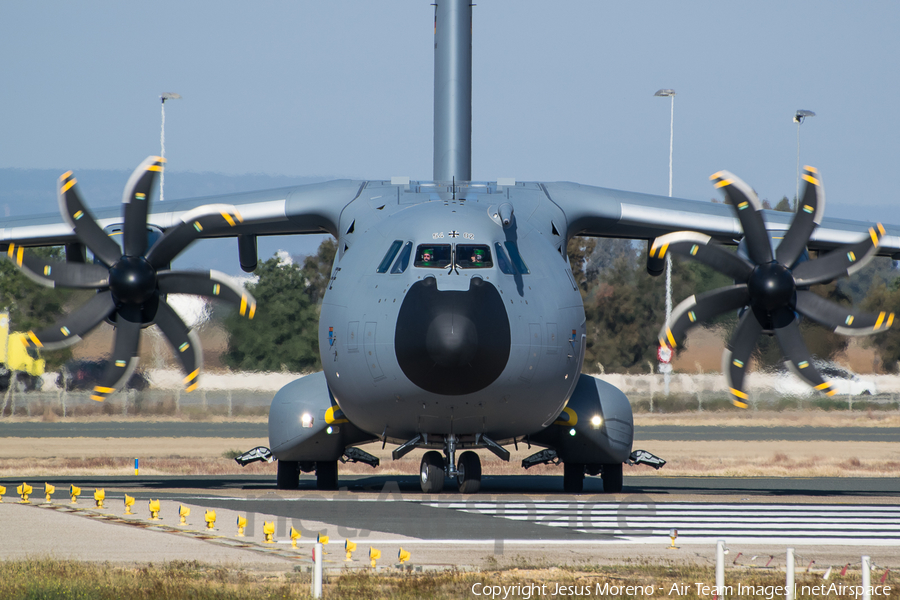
[420,500,900,544]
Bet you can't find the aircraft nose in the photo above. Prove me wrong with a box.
[425,312,478,367]
[395,277,510,395]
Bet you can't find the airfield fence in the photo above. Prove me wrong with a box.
[0,387,273,418]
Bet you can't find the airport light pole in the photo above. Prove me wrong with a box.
[160,92,182,202]
[655,89,676,394]
[794,109,815,211]
[654,89,676,197]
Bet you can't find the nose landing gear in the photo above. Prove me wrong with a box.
[417,434,484,493]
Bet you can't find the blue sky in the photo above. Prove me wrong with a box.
[2,1,899,223]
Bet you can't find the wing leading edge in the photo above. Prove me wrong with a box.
[543,181,900,258]
[0,179,366,248]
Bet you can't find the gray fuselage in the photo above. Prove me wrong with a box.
[319,181,586,443]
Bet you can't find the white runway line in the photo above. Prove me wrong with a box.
[420,500,900,543]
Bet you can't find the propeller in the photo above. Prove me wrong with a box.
[3,156,256,400]
[651,166,893,408]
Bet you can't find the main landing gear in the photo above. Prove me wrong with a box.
[562,462,624,494]
[417,435,484,494]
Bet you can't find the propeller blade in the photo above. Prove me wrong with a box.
[57,170,122,267]
[660,285,750,349]
[2,243,109,289]
[791,223,886,286]
[91,305,143,402]
[650,232,754,281]
[795,290,895,336]
[710,170,772,265]
[775,166,825,268]
[772,309,836,396]
[722,309,763,408]
[22,291,116,351]
[153,299,203,392]
[145,204,245,269]
[157,270,257,319]
[122,157,164,257]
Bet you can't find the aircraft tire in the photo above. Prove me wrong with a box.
[563,462,584,494]
[601,462,623,493]
[276,460,300,490]
[457,451,482,494]
[420,451,445,493]
[316,460,339,491]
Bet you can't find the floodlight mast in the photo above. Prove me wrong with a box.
[654,89,676,394]
[159,92,182,202]
[794,109,815,210]
[654,89,676,197]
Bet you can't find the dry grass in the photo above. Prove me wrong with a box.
[2,557,896,600]
[634,409,900,428]
[2,440,899,479]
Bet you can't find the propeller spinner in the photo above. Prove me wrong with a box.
[3,156,257,400]
[652,167,893,408]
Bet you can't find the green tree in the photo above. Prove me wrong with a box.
[223,254,323,372]
[774,196,792,212]
[0,247,77,369]
[582,246,734,373]
[298,239,336,304]
[861,279,900,372]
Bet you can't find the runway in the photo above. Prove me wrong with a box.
[3,422,900,441]
[3,474,899,542]
[3,422,899,568]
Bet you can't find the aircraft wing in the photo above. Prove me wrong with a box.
[0,179,365,247]
[543,181,900,258]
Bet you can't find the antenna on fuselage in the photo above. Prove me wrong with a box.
[433,0,472,183]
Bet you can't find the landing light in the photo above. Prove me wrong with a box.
[591,415,603,429]
[568,428,576,437]
[326,425,340,435]
[301,413,314,428]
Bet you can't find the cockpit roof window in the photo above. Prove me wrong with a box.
[456,244,492,269]
[376,240,403,273]
[390,241,413,274]
[415,244,452,268]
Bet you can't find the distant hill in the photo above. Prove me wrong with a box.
[0,168,341,274]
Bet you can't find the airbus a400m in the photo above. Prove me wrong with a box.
[3,1,898,494]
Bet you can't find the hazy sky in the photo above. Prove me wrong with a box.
[2,1,899,223]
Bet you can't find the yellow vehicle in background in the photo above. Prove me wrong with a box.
[0,312,45,391]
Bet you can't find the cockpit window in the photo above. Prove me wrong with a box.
[415,244,452,268]
[503,241,530,274]
[390,241,413,274]
[376,240,403,273]
[494,243,515,274]
[456,244,492,269]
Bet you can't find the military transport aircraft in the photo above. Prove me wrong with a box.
[2,1,898,494]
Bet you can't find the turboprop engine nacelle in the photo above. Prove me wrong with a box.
[529,374,634,465]
[268,372,374,463]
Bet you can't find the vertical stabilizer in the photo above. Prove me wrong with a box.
[433,0,472,182]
